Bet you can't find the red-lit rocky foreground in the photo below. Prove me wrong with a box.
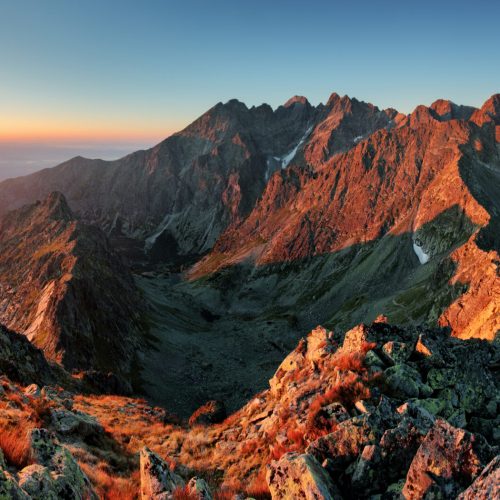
[0,320,498,499]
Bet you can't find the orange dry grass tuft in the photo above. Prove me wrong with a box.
[172,486,199,499]
[0,421,34,468]
[245,468,271,499]
[333,341,376,372]
[29,397,57,426]
[240,438,259,455]
[79,462,138,500]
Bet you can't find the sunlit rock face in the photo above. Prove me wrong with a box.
[0,94,392,264]
[192,95,500,340]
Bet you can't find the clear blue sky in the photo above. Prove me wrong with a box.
[0,0,499,145]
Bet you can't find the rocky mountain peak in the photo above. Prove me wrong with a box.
[470,93,500,125]
[284,95,310,108]
[429,99,476,121]
[480,93,500,123]
[325,91,353,110]
[39,191,74,221]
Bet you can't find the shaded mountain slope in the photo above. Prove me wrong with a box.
[0,192,145,378]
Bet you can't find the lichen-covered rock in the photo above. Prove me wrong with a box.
[382,341,413,364]
[351,444,382,494]
[18,464,57,499]
[30,429,58,465]
[29,428,97,499]
[426,368,458,390]
[384,364,430,399]
[266,452,341,499]
[0,467,29,499]
[140,447,184,499]
[307,415,379,470]
[189,400,226,427]
[403,419,494,499]
[50,409,103,437]
[457,455,500,500]
[186,476,213,499]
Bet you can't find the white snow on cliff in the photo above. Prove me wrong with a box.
[275,126,313,169]
[413,241,430,264]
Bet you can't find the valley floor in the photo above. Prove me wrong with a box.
[136,274,302,417]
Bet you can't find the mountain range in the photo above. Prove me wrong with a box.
[0,91,498,499]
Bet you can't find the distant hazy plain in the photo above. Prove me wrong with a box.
[0,141,154,181]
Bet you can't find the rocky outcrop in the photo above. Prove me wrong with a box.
[199,320,499,498]
[140,447,184,499]
[403,419,495,499]
[0,192,145,379]
[266,452,341,499]
[0,323,62,387]
[0,319,497,498]
[50,409,103,437]
[0,428,100,499]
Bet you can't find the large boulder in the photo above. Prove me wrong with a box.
[18,464,57,499]
[140,447,184,499]
[307,417,378,471]
[384,364,431,399]
[29,428,97,499]
[266,452,341,499]
[50,409,103,437]
[403,419,495,499]
[457,455,500,500]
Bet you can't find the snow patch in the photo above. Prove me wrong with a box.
[275,126,313,169]
[413,241,430,264]
[353,135,364,143]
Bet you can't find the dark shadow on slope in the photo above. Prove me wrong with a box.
[138,208,476,417]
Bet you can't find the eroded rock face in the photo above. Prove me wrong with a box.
[0,323,60,387]
[140,447,184,499]
[403,419,495,499]
[266,452,342,499]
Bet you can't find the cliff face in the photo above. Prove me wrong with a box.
[0,192,145,377]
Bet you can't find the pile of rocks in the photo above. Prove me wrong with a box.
[262,321,499,498]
